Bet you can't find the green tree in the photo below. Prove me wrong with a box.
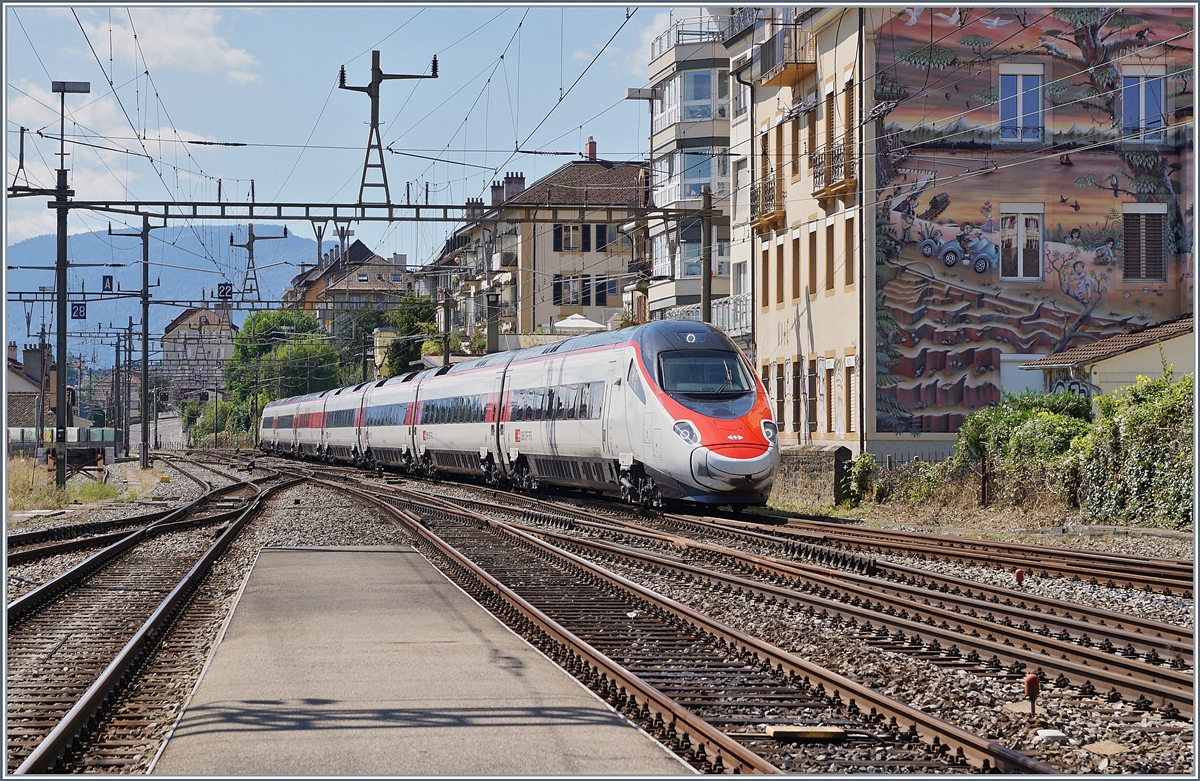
[226,310,341,403]
[381,295,438,376]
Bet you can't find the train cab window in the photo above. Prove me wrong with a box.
[660,351,756,419]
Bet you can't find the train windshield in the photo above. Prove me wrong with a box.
[659,350,753,396]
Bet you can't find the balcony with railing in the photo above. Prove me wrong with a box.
[722,7,760,42]
[650,16,725,62]
[749,170,784,231]
[661,291,752,338]
[754,23,815,88]
[810,139,856,203]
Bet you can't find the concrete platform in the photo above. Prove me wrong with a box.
[152,546,690,775]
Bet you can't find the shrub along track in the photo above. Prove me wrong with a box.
[4,466,296,774]
[315,474,1054,774]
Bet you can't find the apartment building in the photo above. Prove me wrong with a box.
[428,147,644,338]
[159,307,237,401]
[722,6,1192,462]
[641,12,738,340]
[730,7,869,453]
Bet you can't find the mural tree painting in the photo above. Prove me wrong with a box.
[1029,8,1192,253]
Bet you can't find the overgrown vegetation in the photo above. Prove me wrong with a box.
[846,370,1193,529]
[6,456,120,512]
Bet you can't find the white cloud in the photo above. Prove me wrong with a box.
[78,8,260,84]
[5,80,218,243]
[571,49,591,62]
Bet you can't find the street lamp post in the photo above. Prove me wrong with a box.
[51,80,89,488]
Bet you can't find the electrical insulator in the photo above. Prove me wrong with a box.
[431,55,438,77]
[339,65,346,88]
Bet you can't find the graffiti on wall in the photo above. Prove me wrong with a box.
[873,7,1193,435]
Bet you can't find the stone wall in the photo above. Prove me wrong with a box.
[769,444,851,509]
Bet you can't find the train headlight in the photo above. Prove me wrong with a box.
[672,420,701,445]
[761,419,778,444]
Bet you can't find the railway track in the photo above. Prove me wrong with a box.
[355,478,1192,718]
[319,475,1056,773]
[4,463,297,774]
[722,513,1194,597]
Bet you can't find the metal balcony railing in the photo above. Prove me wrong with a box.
[650,16,725,61]
[662,291,752,338]
[750,172,781,223]
[723,7,760,41]
[755,24,816,86]
[811,140,854,194]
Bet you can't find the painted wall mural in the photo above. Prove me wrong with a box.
[873,7,1193,436]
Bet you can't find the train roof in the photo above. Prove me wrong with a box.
[264,321,732,408]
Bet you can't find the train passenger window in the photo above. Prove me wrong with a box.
[578,384,590,419]
[566,384,580,419]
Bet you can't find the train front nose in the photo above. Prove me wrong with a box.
[691,443,777,492]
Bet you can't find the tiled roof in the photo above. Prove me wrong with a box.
[504,161,645,207]
[1020,314,1193,369]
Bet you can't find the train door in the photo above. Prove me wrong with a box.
[489,370,508,476]
[603,358,629,459]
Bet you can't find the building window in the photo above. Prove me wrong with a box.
[790,117,800,175]
[825,363,834,433]
[999,66,1043,142]
[1000,206,1043,279]
[392,274,403,282]
[825,224,835,290]
[791,236,801,299]
[682,69,713,120]
[791,361,802,433]
[553,224,583,252]
[775,241,784,304]
[808,230,817,294]
[775,364,785,426]
[846,361,856,433]
[1123,72,1166,142]
[734,76,748,117]
[761,247,770,305]
[594,276,619,306]
[357,274,369,282]
[805,360,817,433]
[1123,206,1167,280]
[845,217,855,285]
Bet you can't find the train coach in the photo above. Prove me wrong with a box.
[260,321,778,509]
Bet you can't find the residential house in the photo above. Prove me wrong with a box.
[282,240,421,336]
[159,307,238,401]
[427,149,645,340]
[1020,314,1193,399]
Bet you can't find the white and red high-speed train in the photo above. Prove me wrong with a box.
[259,321,778,508]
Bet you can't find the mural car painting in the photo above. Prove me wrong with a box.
[872,7,1193,437]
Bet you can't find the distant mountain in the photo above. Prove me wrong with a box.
[6,226,319,354]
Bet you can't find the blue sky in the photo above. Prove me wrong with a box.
[5,4,698,269]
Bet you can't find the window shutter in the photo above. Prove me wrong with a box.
[582,224,592,252]
[553,224,563,252]
[1125,212,1167,280]
[582,274,591,305]
[595,274,607,306]
[552,274,562,305]
[595,224,608,250]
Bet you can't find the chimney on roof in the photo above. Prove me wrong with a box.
[467,196,484,219]
[586,136,597,161]
[23,344,45,382]
[503,171,525,201]
[491,180,505,206]
[7,341,17,364]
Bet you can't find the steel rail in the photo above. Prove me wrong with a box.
[317,478,781,775]
[12,477,303,774]
[382,480,1193,651]
[736,516,1195,595]
[515,521,1193,717]
[7,477,258,625]
[345,480,1058,774]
